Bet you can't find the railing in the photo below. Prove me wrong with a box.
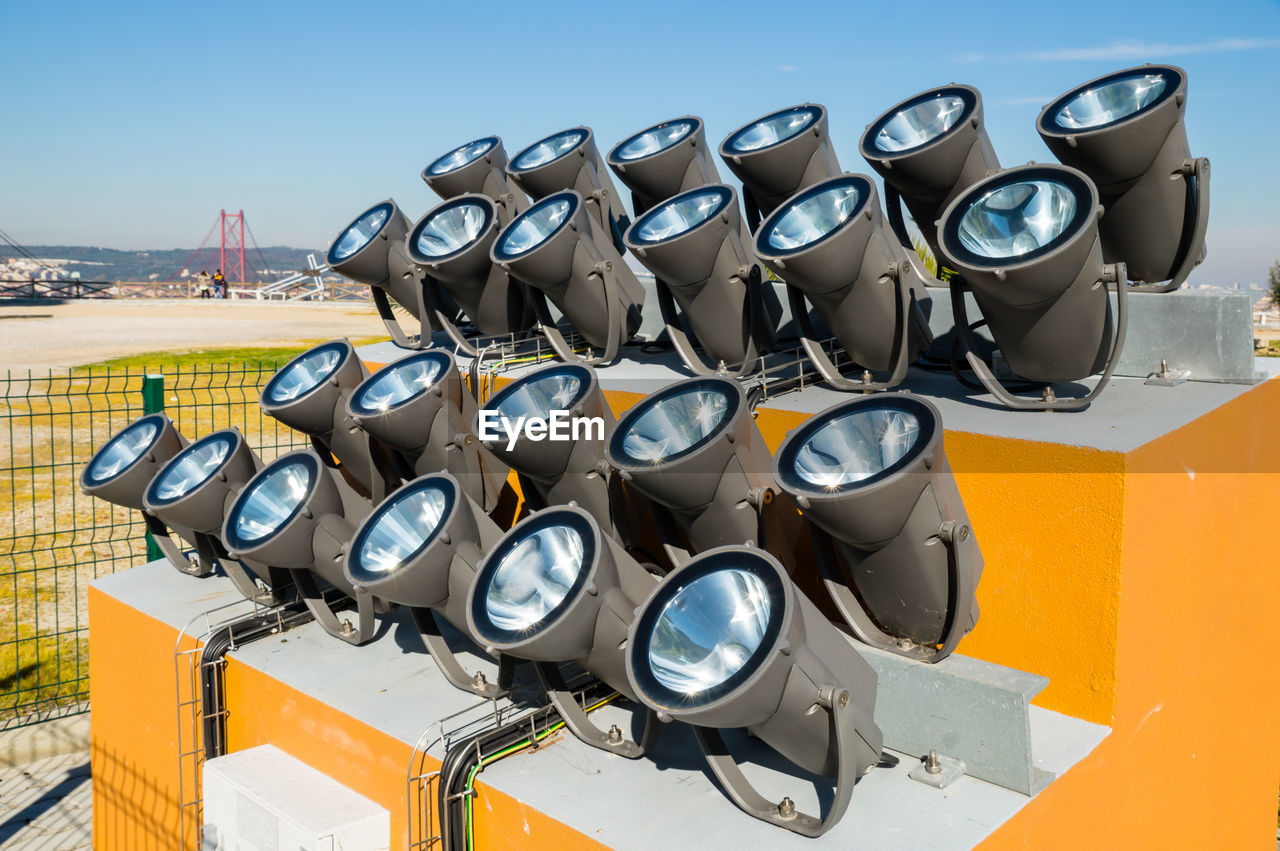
[0,363,310,729]
[0,279,114,300]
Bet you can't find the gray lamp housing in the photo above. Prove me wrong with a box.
[755,174,934,392]
[422,136,530,226]
[222,449,376,645]
[491,191,645,365]
[625,184,780,376]
[405,194,534,354]
[625,546,883,836]
[774,394,982,661]
[346,348,510,513]
[860,84,1000,276]
[606,116,722,215]
[326,199,453,349]
[1037,64,1209,293]
[719,104,840,231]
[507,126,630,251]
[467,505,662,757]
[260,339,401,500]
[937,163,1129,410]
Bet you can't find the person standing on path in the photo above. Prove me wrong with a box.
[212,269,227,299]
[197,270,212,298]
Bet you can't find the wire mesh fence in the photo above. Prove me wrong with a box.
[0,362,308,729]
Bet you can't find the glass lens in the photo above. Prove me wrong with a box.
[616,121,694,161]
[415,203,488,258]
[634,189,726,243]
[356,486,449,574]
[355,357,443,413]
[957,179,1078,260]
[154,438,231,501]
[428,138,496,176]
[498,198,572,257]
[648,568,771,695]
[87,420,159,483]
[493,373,583,422]
[728,108,816,152]
[332,207,390,261]
[513,130,586,170]
[268,348,342,403]
[794,408,921,488]
[766,184,861,251]
[232,461,312,544]
[621,388,729,463]
[874,94,966,152]
[484,525,585,632]
[1054,73,1167,130]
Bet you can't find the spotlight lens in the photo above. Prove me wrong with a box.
[86,419,159,483]
[484,524,585,632]
[727,107,818,153]
[795,408,920,488]
[232,460,312,544]
[874,94,966,152]
[957,180,1078,260]
[766,183,862,251]
[415,202,489,258]
[1054,73,1167,130]
[620,387,730,464]
[152,436,232,502]
[492,372,584,423]
[332,206,390,261]
[266,346,344,404]
[353,485,449,576]
[497,198,572,257]
[648,567,771,695]
[633,188,728,244]
[427,138,497,176]
[615,120,695,161]
[352,355,444,413]
[512,130,587,170]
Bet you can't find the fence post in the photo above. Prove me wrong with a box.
[142,374,165,561]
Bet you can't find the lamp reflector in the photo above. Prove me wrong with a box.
[792,408,920,489]
[1053,72,1167,130]
[495,197,572,258]
[230,459,312,545]
[413,202,490,258]
[330,204,391,262]
[614,120,696,161]
[490,369,585,423]
[264,344,345,404]
[617,387,731,464]
[427,138,498,177]
[873,94,966,153]
[84,419,159,484]
[726,107,819,153]
[148,434,233,503]
[512,130,588,170]
[483,524,586,632]
[764,183,862,251]
[631,188,729,244]
[349,353,446,415]
[956,179,1078,260]
[351,485,450,578]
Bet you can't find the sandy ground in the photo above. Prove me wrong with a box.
[0,299,387,371]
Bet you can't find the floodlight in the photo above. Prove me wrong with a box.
[755,175,934,391]
[719,104,840,231]
[326,199,456,348]
[1038,64,1209,292]
[936,163,1128,410]
[625,185,780,375]
[605,377,797,569]
[343,472,516,698]
[142,428,292,604]
[860,84,1000,273]
[222,449,377,644]
[346,349,510,513]
[422,136,530,226]
[405,194,534,353]
[467,505,662,757]
[507,127,630,250]
[606,117,722,216]
[260,340,402,499]
[491,191,645,364]
[774,395,981,661]
[626,546,883,836]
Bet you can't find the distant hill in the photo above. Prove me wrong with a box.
[6,245,327,283]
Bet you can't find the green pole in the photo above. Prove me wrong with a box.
[141,374,165,562]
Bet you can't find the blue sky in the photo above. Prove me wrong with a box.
[3,0,1278,284]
